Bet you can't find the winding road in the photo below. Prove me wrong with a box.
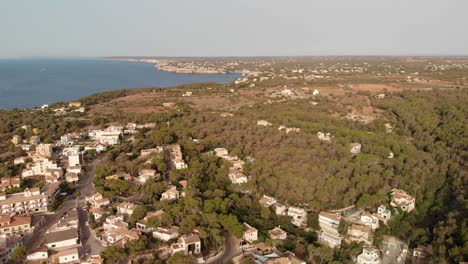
[24,155,104,252]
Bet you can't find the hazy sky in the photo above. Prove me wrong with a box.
[1,0,467,58]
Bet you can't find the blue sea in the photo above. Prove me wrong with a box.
[0,58,238,110]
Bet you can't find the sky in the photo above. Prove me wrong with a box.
[1,0,467,58]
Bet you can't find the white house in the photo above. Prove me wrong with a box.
[360,212,379,230]
[357,247,381,264]
[242,223,258,243]
[257,120,272,126]
[26,246,49,262]
[317,132,332,142]
[116,202,138,216]
[287,206,307,227]
[44,228,79,249]
[268,226,287,240]
[55,248,80,264]
[318,231,342,248]
[377,205,391,223]
[350,143,362,154]
[258,195,276,207]
[390,189,416,212]
[170,233,201,255]
[160,186,180,201]
[319,211,341,234]
[274,203,287,216]
[68,154,81,167]
[152,226,179,242]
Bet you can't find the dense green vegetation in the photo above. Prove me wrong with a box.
[0,85,466,263]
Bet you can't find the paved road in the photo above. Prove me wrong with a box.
[25,155,103,252]
[206,234,241,264]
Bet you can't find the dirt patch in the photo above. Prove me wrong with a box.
[341,94,384,123]
[351,84,401,92]
[90,90,260,114]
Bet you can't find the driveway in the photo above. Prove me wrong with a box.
[206,234,241,264]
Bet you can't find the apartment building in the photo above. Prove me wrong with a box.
[0,188,48,215]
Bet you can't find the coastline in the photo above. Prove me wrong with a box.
[107,57,254,77]
[0,58,239,110]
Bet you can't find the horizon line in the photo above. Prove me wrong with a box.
[1,54,468,60]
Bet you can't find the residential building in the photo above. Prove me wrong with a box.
[274,203,287,216]
[0,214,32,236]
[68,102,81,108]
[86,193,110,208]
[140,147,164,157]
[89,129,122,146]
[228,168,248,184]
[258,195,276,207]
[360,212,379,230]
[0,235,22,264]
[317,132,332,142]
[65,172,79,183]
[136,210,164,233]
[160,186,180,201]
[170,233,201,255]
[89,207,106,221]
[0,177,20,192]
[104,227,139,247]
[257,120,272,126]
[214,148,229,158]
[377,205,391,223]
[357,247,381,264]
[54,247,80,264]
[41,182,62,199]
[138,169,158,184]
[21,158,63,180]
[350,143,362,154]
[318,231,342,248]
[67,166,82,175]
[116,202,138,216]
[242,223,258,243]
[26,246,48,262]
[412,245,427,264]
[390,189,416,212]
[347,224,373,245]
[36,144,54,158]
[319,211,341,234]
[287,206,307,227]
[68,154,81,167]
[152,226,179,241]
[0,188,48,215]
[13,156,28,165]
[268,226,287,240]
[103,215,127,232]
[167,145,187,170]
[262,251,306,264]
[44,228,79,249]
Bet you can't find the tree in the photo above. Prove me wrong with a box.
[146,216,161,228]
[10,246,27,262]
[125,239,146,256]
[130,205,148,224]
[308,245,334,264]
[307,212,320,230]
[167,252,196,264]
[100,245,127,263]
